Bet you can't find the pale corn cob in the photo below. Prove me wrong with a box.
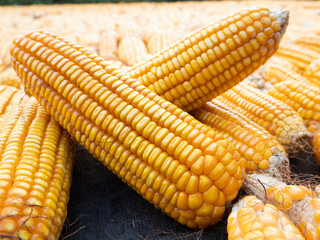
[0,93,75,239]
[127,7,289,111]
[74,32,99,53]
[269,79,320,126]
[293,35,320,54]
[11,31,246,228]
[118,36,152,66]
[259,63,312,87]
[304,59,320,88]
[0,67,21,88]
[0,41,12,69]
[275,43,320,72]
[98,30,119,61]
[264,55,299,71]
[227,195,305,240]
[217,82,310,155]
[191,99,288,178]
[116,22,141,39]
[146,30,178,54]
[245,174,320,240]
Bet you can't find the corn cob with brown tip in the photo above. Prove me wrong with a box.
[269,79,320,126]
[293,35,320,54]
[245,173,320,240]
[98,30,119,61]
[227,195,305,240]
[0,67,21,88]
[127,7,289,111]
[190,99,289,178]
[216,82,311,155]
[118,36,152,66]
[0,91,75,239]
[275,43,320,72]
[304,59,320,88]
[11,31,246,229]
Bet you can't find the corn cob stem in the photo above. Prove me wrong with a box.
[0,92,75,239]
[190,98,289,178]
[127,7,289,111]
[11,30,246,229]
[217,82,311,156]
[227,195,305,240]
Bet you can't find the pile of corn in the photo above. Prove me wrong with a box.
[1,1,320,239]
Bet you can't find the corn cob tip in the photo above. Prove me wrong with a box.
[270,8,289,35]
[260,148,289,179]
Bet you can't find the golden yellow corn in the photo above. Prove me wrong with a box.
[293,35,320,54]
[217,82,310,155]
[264,55,299,71]
[312,131,320,165]
[0,92,75,239]
[11,30,246,229]
[118,36,152,66]
[275,43,320,72]
[127,7,289,111]
[98,30,119,61]
[227,195,305,240]
[245,173,320,240]
[304,59,320,88]
[0,85,22,126]
[190,99,288,177]
[0,67,21,88]
[268,79,320,126]
[260,63,312,87]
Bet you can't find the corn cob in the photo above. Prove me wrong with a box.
[227,195,305,240]
[304,59,320,88]
[75,32,99,53]
[0,67,21,88]
[259,63,312,88]
[312,131,320,165]
[127,7,289,111]
[118,36,152,66]
[268,79,320,126]
[0,92,75,239]
[275,43,320,72]
[190,99,288,178]
[146,30,178,54]
[98,30,119,61]
[0,40,12,69]
[217,82,310,155]
[11,31,246,229]
[264,55,299,71]
[245,173,320,240]
[293,35,320,54]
